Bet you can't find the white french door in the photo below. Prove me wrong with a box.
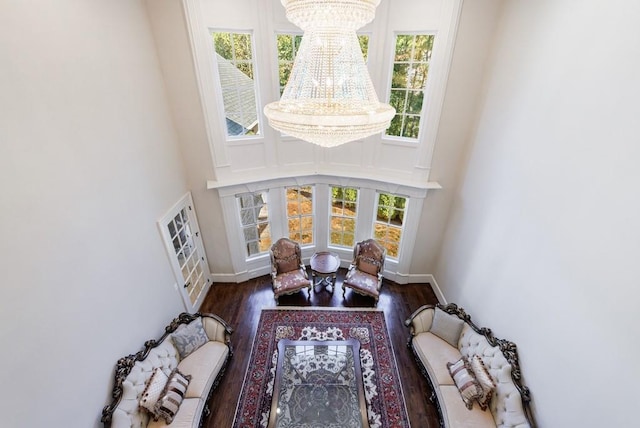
[158,192,212,312]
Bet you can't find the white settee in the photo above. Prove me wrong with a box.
[101,312,233,428]
[406,304,535,428]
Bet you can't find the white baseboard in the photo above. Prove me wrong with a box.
[426,274,447,304]
[212,270,447,304]
[210,272,245,283]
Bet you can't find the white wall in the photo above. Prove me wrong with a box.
[435,0,640,426]
[411,0,504,276]
[0,1,188,426]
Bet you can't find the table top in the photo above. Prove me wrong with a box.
[268,339,368,428]
[310,251,340,274]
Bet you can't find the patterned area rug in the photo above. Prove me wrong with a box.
[232,307,411,428]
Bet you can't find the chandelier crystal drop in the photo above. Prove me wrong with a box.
[264,0,395,148]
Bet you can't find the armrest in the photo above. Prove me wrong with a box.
[201,313,233,345]
[404,305,436,336]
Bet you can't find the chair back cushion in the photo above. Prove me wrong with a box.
[271,238,302,274]
[354,239,385,276]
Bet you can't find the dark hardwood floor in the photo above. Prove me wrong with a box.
[199,269,441,428]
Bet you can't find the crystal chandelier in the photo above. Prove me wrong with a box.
[264,0,395,148]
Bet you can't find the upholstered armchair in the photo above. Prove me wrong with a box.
[270,237,312,304]
[342,239,386,305]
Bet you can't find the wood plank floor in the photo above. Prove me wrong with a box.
[199,269,441,428]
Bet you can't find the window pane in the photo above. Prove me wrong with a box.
[237,191,270,257]
[329,186,358,249]
[403,116,421,139]
[406,91,424,114]
[386,34,435,140]
[394,35,413,61]
[389,90,406,113]
[374,193,407,260]
[286,186,314,245]
[232,33,252,60]
[212,31,260,137]
[392,64,409,89]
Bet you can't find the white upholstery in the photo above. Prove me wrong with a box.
[113,340,179,427]
[410,307,532,428]
[178,341,229,399]
[147,398,204,428]
[412,332,459,385]
[203,317,229,343]
[440,385,497,428]
[110,316,229,428]
[458,327,531,428]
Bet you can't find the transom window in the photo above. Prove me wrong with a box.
[329,186,358,248]
[373,192,407,259]
[237,191,271,256]
[212,31,260,137]
[286,186,314,245]
[386,34,435,140]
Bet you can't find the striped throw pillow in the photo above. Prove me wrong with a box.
[447,357,484,410]
[154,368,192,424]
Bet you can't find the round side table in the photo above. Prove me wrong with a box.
[310,251,340,294]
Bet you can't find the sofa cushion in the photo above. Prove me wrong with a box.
[470,355,496,411]
[148,397,203,428]
[172,318,209,360]
[412,332,460,385]
[447,357,484,409]
[430,307,464,347]
[178,341,230,399]
[439,385,497,428]
[154,368,191,424]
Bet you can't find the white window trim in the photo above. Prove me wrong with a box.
[210,28,264,143]
[214,174,431,283]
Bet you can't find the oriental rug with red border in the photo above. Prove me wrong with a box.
[232,307,411,428]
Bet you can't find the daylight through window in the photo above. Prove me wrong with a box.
[237,192,271,256]
[286,186,314,245]
[329,186,358,248]
[212,31,260,137]
[374,192,407,259]
[386,34,435,139]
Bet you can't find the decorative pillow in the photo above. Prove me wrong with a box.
[171,317,209,360]
[276,254,300,274]
[357,256,380,276]
[447,357,484,410]
[139,367,169,415]
[154,368,192,424]
[430,307,465,347]
[470,355,497,410]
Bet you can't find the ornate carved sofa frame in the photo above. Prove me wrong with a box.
[406,303,536,428]
[101,312,233,428]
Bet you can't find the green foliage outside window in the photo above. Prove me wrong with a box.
[375,193,407,259]
[214,32,254,78]
[330,186,358,248]
[386,34,435,139]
